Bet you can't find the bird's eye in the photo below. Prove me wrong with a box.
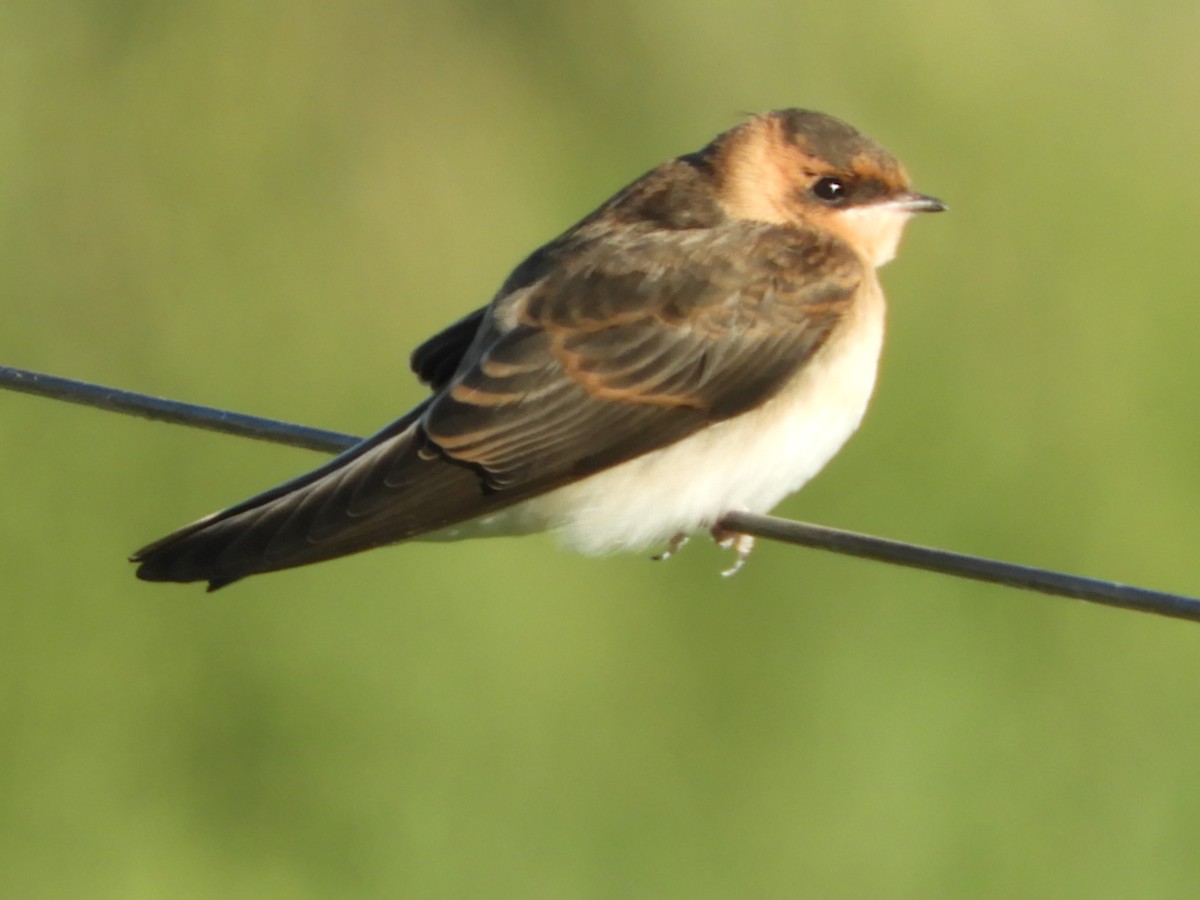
[812,176,848,203]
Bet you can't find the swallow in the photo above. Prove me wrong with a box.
[132,108,945,590]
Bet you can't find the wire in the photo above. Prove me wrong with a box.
[4,363,1198,623]
[0,365,355,454]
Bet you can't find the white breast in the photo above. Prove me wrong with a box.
[435,275,887,555]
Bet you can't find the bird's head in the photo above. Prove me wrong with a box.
[710,108,945,267]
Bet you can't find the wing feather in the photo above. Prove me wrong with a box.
[421,223,860,480]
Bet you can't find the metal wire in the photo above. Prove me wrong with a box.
[0,365,356,454]
[4,362,1198,623]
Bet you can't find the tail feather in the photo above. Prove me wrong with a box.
[130,407,505,589]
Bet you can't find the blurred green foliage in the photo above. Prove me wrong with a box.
[4,2,1200,897]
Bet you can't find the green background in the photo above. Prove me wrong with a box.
[4,2,1200,897]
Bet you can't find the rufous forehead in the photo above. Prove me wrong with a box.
[790,147,910,190]
[765,109,910,189]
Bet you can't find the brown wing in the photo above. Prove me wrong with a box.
[422,223,859,487]
[132,221,861,589]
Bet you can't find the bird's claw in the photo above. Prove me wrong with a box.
[652,533,689,561]
[711,525,754,577]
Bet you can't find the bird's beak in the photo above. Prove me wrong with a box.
[891,192,947,213]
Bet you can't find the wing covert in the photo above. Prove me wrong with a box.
[420,222,862,491]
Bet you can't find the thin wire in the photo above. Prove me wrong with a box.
[4,363,1199,623]
[719,512,1200,623]
[0,365,356,454]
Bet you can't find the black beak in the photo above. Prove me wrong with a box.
[894,191,947,213]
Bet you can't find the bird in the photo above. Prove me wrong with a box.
[132,108,945,590]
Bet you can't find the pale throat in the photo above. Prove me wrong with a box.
[834,206,914,268]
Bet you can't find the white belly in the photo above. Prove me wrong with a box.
[431,278,886,554]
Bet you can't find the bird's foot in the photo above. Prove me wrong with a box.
[711,525,754,577]
[652,533,690,562]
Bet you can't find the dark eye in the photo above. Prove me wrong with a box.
[812,176,848,203]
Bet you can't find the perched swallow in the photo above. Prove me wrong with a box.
[132,108,944,590]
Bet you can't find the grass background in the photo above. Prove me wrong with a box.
[4,2,1200,897]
